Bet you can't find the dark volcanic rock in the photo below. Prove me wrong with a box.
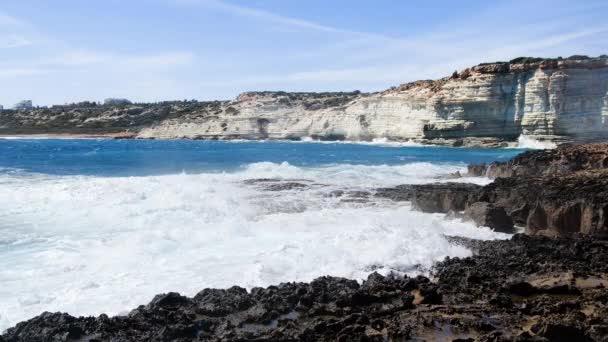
[242,178,311,191]
[411,183,481,213]
[467,163,487,177]
[470,170,608,236]
[481,142,608,179]
[379,143,608,237]
[465,201,515,233]
[374,184,414,201]
[376,183,481,213]
[5,235,608,341]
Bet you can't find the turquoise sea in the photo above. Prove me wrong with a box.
[0,138,523,330]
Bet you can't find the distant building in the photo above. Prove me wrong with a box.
[104,98,132,106]
[14,100,33,110]
[0,105,3,111]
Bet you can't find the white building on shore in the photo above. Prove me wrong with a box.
[14,100,33,110]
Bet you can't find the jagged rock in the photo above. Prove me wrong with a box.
[464,202,515,233]
[374,184,414,202]
[471,170,608,236]
[410,183,481,213]
[467,163,487,177]
[375,183,481,213]
[481,142,608,179]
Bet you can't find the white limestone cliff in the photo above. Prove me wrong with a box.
[137,57,608,144]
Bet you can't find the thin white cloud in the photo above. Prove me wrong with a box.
[171,0,403,43]
[0,67,43,78]
[490,27,608,56]
[173,0,345,33]
[123,51,194,68]
[0,12,25,27]
[40,50,194,68]
[0,34,32,48]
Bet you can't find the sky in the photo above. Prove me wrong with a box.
[0,0,607,106]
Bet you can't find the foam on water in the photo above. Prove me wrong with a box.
[297,136,427,147]
[514,135,557,149]
[0,161,503,330]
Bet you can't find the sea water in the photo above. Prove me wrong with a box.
[0,138,523,331]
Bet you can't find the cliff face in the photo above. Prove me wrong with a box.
[2,56,607,143]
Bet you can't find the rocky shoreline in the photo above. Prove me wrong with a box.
[3,142,608,341]
[3,235,608,342]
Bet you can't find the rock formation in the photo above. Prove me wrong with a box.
[378,142,608,237]
[1,56,607,145]
[468,142,608,178]
[471,170,608,236]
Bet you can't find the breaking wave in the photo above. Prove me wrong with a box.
[515,135,557,149]
[0,161,503,330]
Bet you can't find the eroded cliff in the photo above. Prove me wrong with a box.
[2,56,607,144]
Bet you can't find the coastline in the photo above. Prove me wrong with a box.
[5,235,608,341]
[0,132,137,139]
[2,56,606,145]
[0,133,563,149]
[3,142,608,341]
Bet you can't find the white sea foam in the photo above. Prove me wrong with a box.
[0,162,503,331]
[514,135,557,149]
[296,136,427,147]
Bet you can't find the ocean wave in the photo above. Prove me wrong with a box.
[511,135,557,149]
[0,161,500,330]
[223,137,428,147]
[295,137,428,147]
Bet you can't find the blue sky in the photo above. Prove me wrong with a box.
[0,0,607,105]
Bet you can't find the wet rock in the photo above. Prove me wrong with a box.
[265,182,308,191]
[374,184,414,201]
[470,170,608,236]
[484,142,608,179]
[465,202,515,233]
[411,183,481,213]
[447,170,463,179]
[467,163,487,177]
[242,178,311,191]
[375,183,481,213]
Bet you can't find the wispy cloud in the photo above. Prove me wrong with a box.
[1,0,607,105]
[0,67,44,79]
[171,0,405,43]
[123,51,194,68]
[173,0,346,33]
[38,50,194,68]
[0,34,32,48]
[0,12,25,27]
